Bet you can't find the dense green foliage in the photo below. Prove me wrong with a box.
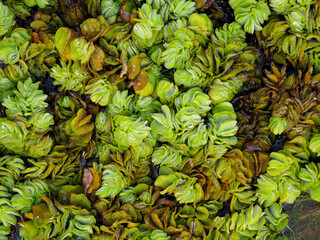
[0,0,319,239]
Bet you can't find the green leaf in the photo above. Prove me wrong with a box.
[0,2,16,36]
[309,134,320,156]
[96,165,129,199]
[269,116,289,135]
[0,38,20,64]
[85,77,117,106]
[113,115,151,150]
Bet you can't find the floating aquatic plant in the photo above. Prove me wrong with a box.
[0,2,16,36]
[230,0,271,34]
[0,0,320,239]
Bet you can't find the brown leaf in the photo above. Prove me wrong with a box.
[31,32,40,43]
[90,46,105,72]
[32,203,51,219]
[120,1,137,23]
[133,69,148,91]
[127,55,141,80]
[151,212,164,230]
[82,168,93,194]
[80,18,101,40]
[83,168,101,194]
[120,51,128,78]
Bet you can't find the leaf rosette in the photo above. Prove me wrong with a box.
[155,80,179,105]
[175,87,211,116]
[113,115,151,150]
[55,108,95,148]
[161,28,195,69]
[96,164,129,199]
[229,0,271,34]
[133,4,164,48]
[85,77,117,106]
[151,105,180,142]
[50,60,89,92]
[155,170,204,203]
[0,2,16,36]
[3,78,48,119]
[108,90,135,116]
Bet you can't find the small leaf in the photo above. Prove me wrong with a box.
[82,168,93,195]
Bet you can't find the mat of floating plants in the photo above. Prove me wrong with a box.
[0,0,319,239]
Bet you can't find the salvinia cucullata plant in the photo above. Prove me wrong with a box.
[0,0,319,239]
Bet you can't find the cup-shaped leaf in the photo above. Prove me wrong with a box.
[54,27,74,62]
[155,80,179,105]
[151,105,180,142]
[309,134,320,156]
[85,77,117,106]
[0,2,16,36]
[80,18,101,40]
[0,38,21,64]
[113,115,151,150]
[175,87,211,116]
[152,144,183,168]
[69,38,95,64]
[101,0,121,19]
[269,116,289,135]
[96,165,129,199]
[188,13,213,34]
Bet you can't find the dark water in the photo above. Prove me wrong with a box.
[15,8,37,28]
[215,0,235,23]
[283,195,320,240]
[217,200,231,217]
[148,163,159,181]
[41,76,58,93]
[8,224,21,240]
[271,134,286,152]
